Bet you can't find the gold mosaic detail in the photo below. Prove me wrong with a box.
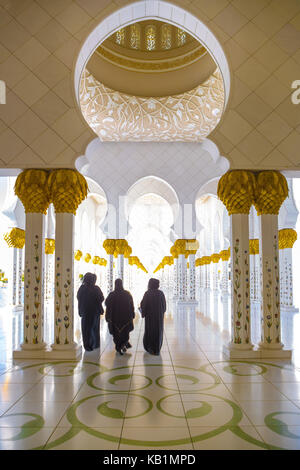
[80,69,224,142]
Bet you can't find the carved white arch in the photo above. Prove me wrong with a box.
[125,175,180,223]
[74,0,230,107]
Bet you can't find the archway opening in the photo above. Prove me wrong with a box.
[75,1,230,143]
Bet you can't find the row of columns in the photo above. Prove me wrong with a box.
[195,228,297,308]
[218,170,292,359]
[10,167,297,361]
[4,228,25,309]
[13,169,88,360]
[155,239,199,304]
[103,239,147,294]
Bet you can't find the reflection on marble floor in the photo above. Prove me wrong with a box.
[1,288,300,449]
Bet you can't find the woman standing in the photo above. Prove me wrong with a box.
[105,278,135,355]
[140,278,166,355]
[77,272,104,351]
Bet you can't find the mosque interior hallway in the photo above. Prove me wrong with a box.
[1,289,300,450]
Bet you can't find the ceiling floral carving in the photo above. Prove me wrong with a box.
[79,68,225,142]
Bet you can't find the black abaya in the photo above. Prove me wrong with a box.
[105,287,135,351]
[140,283,166,355]
[77,280,104,351]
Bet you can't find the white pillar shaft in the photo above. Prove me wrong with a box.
[280,248,294,308]
[200,266,204,289]
[117,254,124,281]
[254,254,260,301]
[250,255,255,301]
[205,265,211,289]
[178,254,187,301]
[107,254,114,293]
[212,263,219,291]
[189,254,196,300]
[22,213,46,349]
[173,258,178,299]
[12,248,17,305]
[17,248,23,305]
[259,214,282,349]
[52,213,76,350]
[230,213,253,349]
[221,261,229,293]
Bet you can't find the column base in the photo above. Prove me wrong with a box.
[280,305,299,313]
[223,343,292,359]
[177,299,198,306]
[13,344,82,360]
[12,305,23,312]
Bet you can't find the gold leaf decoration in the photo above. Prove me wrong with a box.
[79,69,224,142]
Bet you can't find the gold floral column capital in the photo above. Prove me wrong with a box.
[74,250,83,261]
[174,239,187,255]
[47,169,88,215]
[217,170,256,215]
[115,239,128,255]
[103,239,116,255]
[211,253,221,263]
[220,249,230,261]
[124,245,132,258]
[170,245,179,259]
[84,253,91,263]
[186,239,199,255]
[254,171,288,216]
[201,256,211,265]
[249,239,259,255]
[14,169,50,214]
[278,228,297,249]
[45,238,55,255]
[4,228,25,249]
[165,256,174,265]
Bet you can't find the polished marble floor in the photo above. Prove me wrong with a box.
[1,289,300,450]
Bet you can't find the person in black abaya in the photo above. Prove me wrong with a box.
[77,272,104,351]
[140,278,166,355]
[105,278,135,355]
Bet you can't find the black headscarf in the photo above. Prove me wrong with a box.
[148,278,160,290]
[77,272,104,317]
[83,272,97,286]
[105,278,135,331]
[115,278,124,291]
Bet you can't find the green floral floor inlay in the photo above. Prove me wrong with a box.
[1,359,300,449]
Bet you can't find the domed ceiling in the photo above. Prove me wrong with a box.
[79,20,225,142]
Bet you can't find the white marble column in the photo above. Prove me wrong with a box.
[178,254,187,302]
[173,257,179,300]
[51,213,80,358]
[199,261,204,289]
[220,258,229,294]
[254,254,260,302]
[254,171,291,358]
[249,240,259,303]
[278,229,297,310]
[107,254,114,293]
[229,213,254,353]
[117,254,124,281]
[12,247,17,306]
[17,248,23,306]
[13,169,51,359]
[281,248,294,309]
[46,168,88,359]
[217,170,259,358]
[204,260,211,290]
[211,254,220,292]
[258,215,283,352]
[16,213,47,353]
[45,252,53,301]
[188,253,197,302]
